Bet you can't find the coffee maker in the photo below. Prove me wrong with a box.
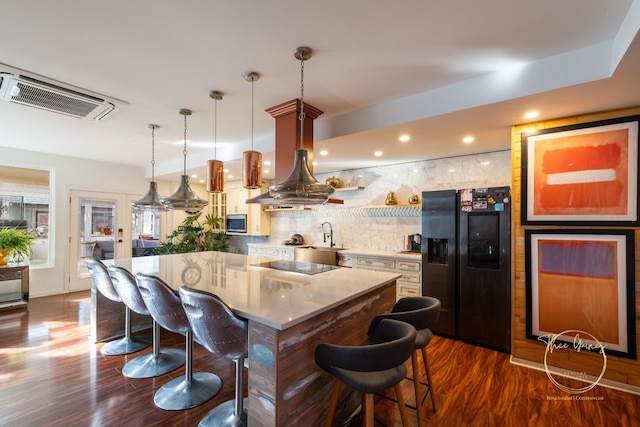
[404,233,421,252]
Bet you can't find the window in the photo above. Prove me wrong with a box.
[0,165,52,267]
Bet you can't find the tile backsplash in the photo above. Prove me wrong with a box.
[229,150,511,254]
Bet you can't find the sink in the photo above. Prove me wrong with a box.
[294,246,347,266]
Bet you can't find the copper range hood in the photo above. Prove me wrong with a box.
[246,99,343,205]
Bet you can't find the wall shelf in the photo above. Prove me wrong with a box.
[264,206,311,212]
[334,186,365,192]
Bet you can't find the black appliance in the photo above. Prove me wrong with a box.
[226,214,247,233]
[422,187,511,352]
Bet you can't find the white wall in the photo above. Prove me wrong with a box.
[0,147,190,297]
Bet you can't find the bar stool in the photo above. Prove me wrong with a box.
[315,318,417,427]
[107,265,184,378]
[135,273,222,410]
[85,258,150,356]
[368,296,441,426]
[179,286,248,427]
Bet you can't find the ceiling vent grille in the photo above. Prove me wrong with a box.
[0,64,124,120]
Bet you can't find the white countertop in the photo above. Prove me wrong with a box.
[107,251,400,330]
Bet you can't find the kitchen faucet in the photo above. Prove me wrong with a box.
[321,222,334,248]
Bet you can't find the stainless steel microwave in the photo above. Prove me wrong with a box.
[226,214,247,233]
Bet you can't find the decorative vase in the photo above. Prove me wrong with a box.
[385,191,397,205]
[325,176,340,188]
[0,248,10,266]
[408,194,420,205]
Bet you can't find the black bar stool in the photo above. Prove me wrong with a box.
[368,296,441,426]
[107,265,184,378]
[179,286,248,427]
[135,273,222,410]
[85,258,150,356]
[315,318,417,427]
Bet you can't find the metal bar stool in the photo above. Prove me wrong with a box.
[315,318,417,427]
[107,265,184,378]
[368,296,441,427]
[136,273,222,410]
[179,286,249,427]
[85,258,150,356]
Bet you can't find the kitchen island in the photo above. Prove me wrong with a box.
[100,251,400,426]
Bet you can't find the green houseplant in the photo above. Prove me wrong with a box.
[155,213,229,255]
[0,227,36,265]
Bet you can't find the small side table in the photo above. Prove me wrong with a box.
[0,263,29,311]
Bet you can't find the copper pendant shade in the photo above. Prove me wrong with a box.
[206,159,224,193]
[242,72,262,189]
[268,46,335,204]
[162,109,208,213]
[206,91,224,193]
[131,124,168,212]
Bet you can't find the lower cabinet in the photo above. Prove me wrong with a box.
[247,244,295,260]
[340,253,421,300]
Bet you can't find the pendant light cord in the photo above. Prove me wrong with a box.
[151,125,156,182]
[251,77,255,151]
[183,112,188,174]
[299,54,305,150]
[214,98,218,159]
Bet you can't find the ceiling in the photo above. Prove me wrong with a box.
[1,1,640,185]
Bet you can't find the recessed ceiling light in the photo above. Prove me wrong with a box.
[198,179,204,183]
[480,161,490,166]
[524,111,539,119]
[191,174,198,178]
[319,150,328,156]
[227,174,233,179]
[263,160,271,166]
[463,136,474,144]
[374,151,383,157]
[263,169,270,174]
[399,135,410,142]
[223,169,229,173]
[312,161,317,166]
[448,168,455,173]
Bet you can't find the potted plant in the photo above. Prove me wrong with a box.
[155,213,228,255]
[0,227,36,265]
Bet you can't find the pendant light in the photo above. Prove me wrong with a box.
[268,47,335,204]
[161,109,208,213]
[131,124,168,211]
[242,72,262,189]
[206,91,224,193]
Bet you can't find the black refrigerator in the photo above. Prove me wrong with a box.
[421,187,511,352]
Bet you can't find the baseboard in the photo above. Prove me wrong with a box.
[510,356,640,396]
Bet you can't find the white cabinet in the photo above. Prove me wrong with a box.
[220,182,271,236]
[248,244,295,260]
[340,252,421,300]
[226,188,247,215]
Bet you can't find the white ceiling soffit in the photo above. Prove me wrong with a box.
[0,0,638,182]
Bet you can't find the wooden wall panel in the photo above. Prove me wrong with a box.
[511,105,640,390]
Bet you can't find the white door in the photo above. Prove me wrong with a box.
[68,190,130,291]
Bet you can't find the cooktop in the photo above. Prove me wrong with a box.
[254,260,340,275]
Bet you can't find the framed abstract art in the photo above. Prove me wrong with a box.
[521,115,640,225]
[525,229,636,359]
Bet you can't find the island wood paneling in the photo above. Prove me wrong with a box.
[247,282,396,426]
[511,105,640,390]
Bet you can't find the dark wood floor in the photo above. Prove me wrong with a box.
[1,292,638,427]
